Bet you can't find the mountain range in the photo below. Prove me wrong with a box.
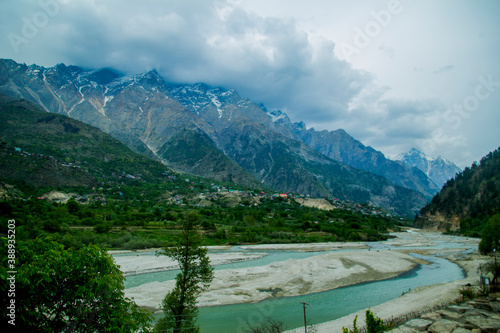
[0,58,459,216]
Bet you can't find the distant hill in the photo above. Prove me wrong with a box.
[416,147,500,234]
[0,94,175,189]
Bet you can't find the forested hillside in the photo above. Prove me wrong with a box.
[0,94,405,250]
[0,94,174,188]
[417,147,500,237]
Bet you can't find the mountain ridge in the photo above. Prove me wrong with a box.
[287,122,440,198]
[0,94,173,189]
[0,58,431,216]
[394,147,461,189]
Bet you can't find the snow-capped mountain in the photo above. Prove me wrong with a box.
[394,148,461,189]
[263,111,439,198]
[0,58,432,216]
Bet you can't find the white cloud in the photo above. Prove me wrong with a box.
[312,88,450,159]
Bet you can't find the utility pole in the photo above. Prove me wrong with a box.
[300,302,309,333]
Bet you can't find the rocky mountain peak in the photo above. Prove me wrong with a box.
[168,82,249,120]
[267,109,290,124]
[101,70,166,95]
[76,68,121,86]
[0,58,21,69]
[394,148,461,189]
[293,121,307,131]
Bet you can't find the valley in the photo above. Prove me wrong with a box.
[115,230,480,332]
[0,59,452,217]
[0,61,497,332]
[1,2,498,332]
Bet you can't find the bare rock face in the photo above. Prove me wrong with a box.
[403,318,433,331]
[395,147,461,189]
[291,128,441,198]
[427,319,458,333]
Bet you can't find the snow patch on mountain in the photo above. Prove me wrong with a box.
[394,148,461,189]
[207,91,223,118]
[267,109,289,123]
[103,95,113,108]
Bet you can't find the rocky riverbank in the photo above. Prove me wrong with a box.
[389,294,500,333]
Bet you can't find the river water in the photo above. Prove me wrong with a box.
[120,233,475,332]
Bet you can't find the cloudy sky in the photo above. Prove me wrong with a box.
[1,0,499,167]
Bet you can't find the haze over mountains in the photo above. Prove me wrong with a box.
[0,59,460,216]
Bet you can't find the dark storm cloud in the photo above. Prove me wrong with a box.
[3,0,498,167]
[0,0,370,123]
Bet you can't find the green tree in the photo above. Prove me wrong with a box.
[0,237,152,332]
[244,214,256,226]
[94,222,112,234]
[342,310,391,333]
[479,257,500,289]
[479,214,500,254]
[342,315,359,333]
[365,309,391,333]
[66,198,80,214]
[155,213,214,333]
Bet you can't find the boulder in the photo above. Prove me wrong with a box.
[404,318,433,331]
[428,319,459,333]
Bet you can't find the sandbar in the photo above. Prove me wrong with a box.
[125,249,420,310]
